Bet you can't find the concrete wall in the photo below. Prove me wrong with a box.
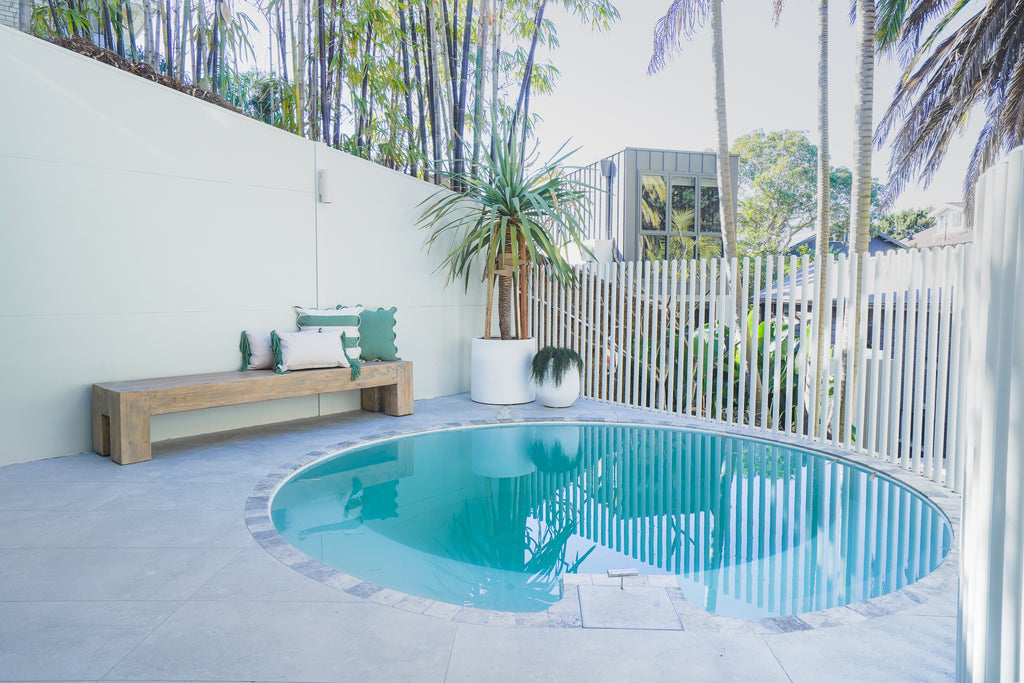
[0,25,482,466]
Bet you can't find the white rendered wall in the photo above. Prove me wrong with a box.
[958,145,1024,681]
[0,25,482,467]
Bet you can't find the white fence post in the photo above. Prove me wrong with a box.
[958,146,1024,682]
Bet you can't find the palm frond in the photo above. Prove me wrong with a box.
[647,0,709,76]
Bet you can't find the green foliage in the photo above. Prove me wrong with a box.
[418,117,594,338]
[683,312,805,429]
[732,129,884,258]
[871,208,935,241]
[531,346,583,384]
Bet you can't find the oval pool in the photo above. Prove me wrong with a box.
[269,423,952,617]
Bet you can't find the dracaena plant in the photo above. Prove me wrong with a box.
[419,117,594,341]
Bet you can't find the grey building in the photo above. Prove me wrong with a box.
[573,147,739,262]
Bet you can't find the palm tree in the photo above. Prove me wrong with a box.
[876,0,1024,222]
[419,118,593,341]
[849,0,874,258]
[648,0,738,267]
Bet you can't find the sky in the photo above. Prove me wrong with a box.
[528,0,977,213]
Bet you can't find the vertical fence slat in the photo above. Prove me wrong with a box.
[708,259,720,420]
[616,261,627,404]
[798,254,812,440]
[910,249,930,473]
[750,256,763,428]
[738,257,750,426]
[785,255,798,435]
[666,260,679,414]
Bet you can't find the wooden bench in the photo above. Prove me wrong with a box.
[92,361,413,465]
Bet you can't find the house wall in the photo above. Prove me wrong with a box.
[0,25,482,467]
[0,0,17,29]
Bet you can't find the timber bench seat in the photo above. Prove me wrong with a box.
[92,360,413,465]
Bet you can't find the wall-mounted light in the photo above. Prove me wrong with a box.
[318,169,332,203]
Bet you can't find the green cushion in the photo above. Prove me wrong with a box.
[294,306,362,359]
[359,307,400,361]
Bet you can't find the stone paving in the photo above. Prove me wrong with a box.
[0,395,959,682]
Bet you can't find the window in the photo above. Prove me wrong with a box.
[640,174,722,261]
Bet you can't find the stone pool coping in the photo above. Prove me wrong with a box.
[244,412,960,634]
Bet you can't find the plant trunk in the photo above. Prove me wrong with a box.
[178,0,189,80]
[498,274,513,340]
[510,0,545,140]
[470,0,489,178]
[19,0,31,32]
[424,1,442,183]
[451,0,474,186]
[410,3,430,171]
[398,3,416,176]
[124,0,137,60]
[163,0,173,76]
[709,0,739,325]
[489,0,502,161]
[813,0,831,422]
[842,0,876,438]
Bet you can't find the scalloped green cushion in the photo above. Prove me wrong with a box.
[358,307,400,361]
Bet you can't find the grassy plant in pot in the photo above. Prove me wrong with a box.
[419,119,592,405]
[532,346,584,408]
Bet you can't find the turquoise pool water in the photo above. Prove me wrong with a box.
[270,423,951,617]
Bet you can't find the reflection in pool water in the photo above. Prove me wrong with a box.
[270,424,951,616]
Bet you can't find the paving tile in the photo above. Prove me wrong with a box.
[765,613,956,682]
[22,509,252,549]
[0,510,70,547]
[0,547,238,601]
[95,480,257,511]
[578,586,682,630]
[104,601,457,682]
[0,600,179,682]
[190,546,360,603]
[0,480,136,511]
[446,625,790,682]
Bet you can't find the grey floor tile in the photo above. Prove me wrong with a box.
[0,600,179,682]
[23,509,252,549]
[190,546,360,602]
[0,547,239,601]
[765,613,956,682]
[95,480,257,511]
[446,625,790,682]
[0,510,70,547]
[104,600,457,682]
[0,451,164,482]
[0,480,136,511]
[578,585,682,630]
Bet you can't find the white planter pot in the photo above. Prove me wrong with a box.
[470,427,537,478]
[536,368,581,408]
[471,337,537,405]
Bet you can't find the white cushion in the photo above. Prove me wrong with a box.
[273,330,351,372]
[240,331,274,371]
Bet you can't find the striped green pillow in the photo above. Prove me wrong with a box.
[294,305,362,364]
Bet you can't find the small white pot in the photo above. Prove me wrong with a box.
[471,337,537,405]
[535,367,581,408]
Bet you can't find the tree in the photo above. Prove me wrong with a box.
[648,0,738,266]
[872,207,934,241]
[876,1,1024,221]
[730,129,884,258]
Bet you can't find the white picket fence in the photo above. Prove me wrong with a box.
[528,246,971,492]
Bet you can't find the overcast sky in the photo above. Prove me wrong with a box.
[529,0,978,213]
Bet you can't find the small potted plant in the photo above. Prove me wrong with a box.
[531,346,583,408]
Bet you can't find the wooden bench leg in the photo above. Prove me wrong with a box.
[109,394,153,465]
[92,386,111,456]
[360,366,414,417]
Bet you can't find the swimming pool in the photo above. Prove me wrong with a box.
[269,423,951,617]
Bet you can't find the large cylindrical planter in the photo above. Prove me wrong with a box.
[471,337,536,405]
